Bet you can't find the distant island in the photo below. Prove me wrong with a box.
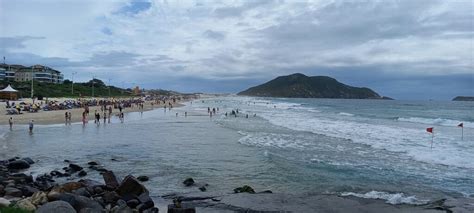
[238,73,391,99]
[452,96,474,101]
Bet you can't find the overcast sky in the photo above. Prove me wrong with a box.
[0,0,472,100]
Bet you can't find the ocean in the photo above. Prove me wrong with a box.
[0,96,473,206]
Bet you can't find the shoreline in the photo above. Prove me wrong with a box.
[1,156,472,212]
[0,98,185,125]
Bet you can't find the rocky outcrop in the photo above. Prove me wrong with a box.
[0,157,159,213]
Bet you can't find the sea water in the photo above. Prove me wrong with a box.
[0,96,473,205]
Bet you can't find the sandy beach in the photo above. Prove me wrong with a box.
[0,98,184,125]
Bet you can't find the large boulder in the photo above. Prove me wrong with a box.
[9,173,34,184]
[115,175,148,197]
[36,200,77,213]
[137,191,155,211]
[0,197,11,208]
[57,192,103,212]
[4,186,23,197]
[102,171,120,190]
[7,160,30,170]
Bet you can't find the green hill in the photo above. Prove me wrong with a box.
[0,79,132,99]
[238,73,384,99]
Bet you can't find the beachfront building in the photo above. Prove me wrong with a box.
[14,65,64,84]
[0,67,6,80]
[0,64,64,84]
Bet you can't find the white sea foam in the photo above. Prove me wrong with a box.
[397,117,473,128]
[341,191,428,205]
[338,112,354,116]
[257,108,474,169]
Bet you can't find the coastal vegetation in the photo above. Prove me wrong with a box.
[0,79,132,99]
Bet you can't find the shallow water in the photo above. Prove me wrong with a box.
[0,97,473,205]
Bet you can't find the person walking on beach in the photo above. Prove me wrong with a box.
[185,112,187,117]
[9,117,13,130]
[103,112,107,124]
[65,112,69,124]
[29,120,34,133]
[68,112,72,123]
[82,111,87,125]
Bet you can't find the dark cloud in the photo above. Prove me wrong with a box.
[203,30,225,40]
[0,36,45,49]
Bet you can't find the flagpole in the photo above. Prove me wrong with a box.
[431,133,433,149]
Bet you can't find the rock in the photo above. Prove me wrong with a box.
[79,179,103,188]
[258,190,273,194]
[79,207,102,213]
[198,186,206,192]
[111,203,133,213]
[115,175,147,197]
[89,165,107,172]
[0,184,4,196]
[137,175,149,182]
[57,192,103,212]
[51,170,65,177]
[9,173,34,184]
[137,192,154,211]
[73,187,91,198]
[143,207,159,213]
[182,178,195,187]
[69,164,83,172]
[4,186,23,197]
[14,198,36,211]
[36,200,76,213]
[102,191,120,204]
[31,191,49,205]
[233,185,255,194]
[64,160,71,163]
[102,171,120,190]
[78,170,87,177]
[167,204,196,213]
[21,157,35,165]
[0,197,11,207]
[7,160,30,170]
[48,182,84,200]
[87,161,99,166]
[20,185,39,196]
[126,199,140,208]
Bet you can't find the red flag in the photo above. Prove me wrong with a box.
[426,127,433,133]
[458,123,463,128]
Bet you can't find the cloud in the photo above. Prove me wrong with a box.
[0,36,45,49]
[203,30,225,40]
[0,0,472,99]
